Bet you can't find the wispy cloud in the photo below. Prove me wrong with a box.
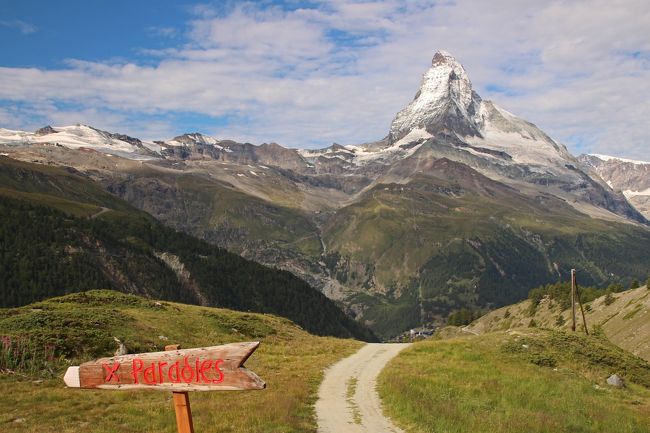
[145,26,179,39]
[0,0,648,159]
[0,20,37,34]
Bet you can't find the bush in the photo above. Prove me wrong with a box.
[527,281,607,313]
[0,336,58,377]
[607,282,625,293]
[604,291,616,306]
[630,279,640,290]
[447,308,477,326]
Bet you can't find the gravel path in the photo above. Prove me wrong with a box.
[316,343,411,433]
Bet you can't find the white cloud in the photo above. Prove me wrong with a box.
[0,0,648,159]
[0,20,37,35]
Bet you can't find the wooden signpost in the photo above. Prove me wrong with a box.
[64,341,265,432]
[570,269,589,335]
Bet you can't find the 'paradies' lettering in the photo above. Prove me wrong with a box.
[103,356,225,385]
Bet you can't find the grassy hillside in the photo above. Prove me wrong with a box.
[106,167,324,260]
[379,329,650,433]
[0,290,363,432]
[323,169,650,338]
[0,156,138,217]
[0,158,377,342]
[466,284,650,361]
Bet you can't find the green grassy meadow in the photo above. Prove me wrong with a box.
[379,329,650,433]
[0,290,362,432]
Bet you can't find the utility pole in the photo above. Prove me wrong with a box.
[571,269,577,332]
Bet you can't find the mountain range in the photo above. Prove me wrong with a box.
[1,50,648,338]
[578,154,650,219]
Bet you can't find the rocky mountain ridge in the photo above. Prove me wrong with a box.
[578,154,650,219]
[2,51,649,338]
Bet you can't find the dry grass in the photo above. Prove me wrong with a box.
[0,291,362,432]
[378,330,650,433]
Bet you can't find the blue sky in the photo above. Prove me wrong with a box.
[1,0,648,159]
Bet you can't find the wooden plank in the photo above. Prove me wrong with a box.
[172,392,195,433]
[167,345,195,433]
[571,269,577,332]
[63,341,265,391]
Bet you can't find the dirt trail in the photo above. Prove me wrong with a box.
[316,343,411,433]
[90,206,111,219]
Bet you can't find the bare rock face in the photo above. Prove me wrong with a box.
[35,125,58,136]
[579,154,650,219]
[389,50,483,143]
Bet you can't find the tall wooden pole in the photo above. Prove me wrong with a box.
[165,344,195,433]
[575,278,590,335]
[570,269,577,332]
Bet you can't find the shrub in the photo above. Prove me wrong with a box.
[630,279,640,290]
[604,291,616,306]
[0,336,58,377]
[447,308,477,326]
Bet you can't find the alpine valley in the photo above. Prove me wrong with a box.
[2,51,649,339]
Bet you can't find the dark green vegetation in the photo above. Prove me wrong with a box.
[379,329,650,433]
[0,290,363,432]
[0,158,376,341]
[4,152,650,340]
[446,307,480,326]
[323,162,650,338]
[89,156,650,339]
[528,282,609,312]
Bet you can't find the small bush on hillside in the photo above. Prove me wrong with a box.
[555,315,566,326]
[447,308,477,326]
[604,291,616,306]
[630,279,640,290]
[607,282,625,293]
[528,281,607,312]
[0,336,59,377]
[528,319,537,328]
[591,324,605,338]
[526,302,537,317]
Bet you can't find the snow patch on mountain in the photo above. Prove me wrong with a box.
[165,132,221,147]
[624,188,650,198]
[0,125,158,160]
[389,50,481,143]
[589,154,650,166]
[467,102,573,170]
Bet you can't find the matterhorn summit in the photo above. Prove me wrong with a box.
[389,50,482,143]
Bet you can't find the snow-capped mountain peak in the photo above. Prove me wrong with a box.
[389,50,482,143]
[0,124,158,159]
[587,154,650,166]
[166,132,220,146]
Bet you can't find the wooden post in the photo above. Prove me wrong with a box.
[570,269,577,332]
[166,344,195,433]
[574,278,590,336]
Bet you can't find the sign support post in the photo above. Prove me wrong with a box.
[166,344,195,433]
[570,269,577,331]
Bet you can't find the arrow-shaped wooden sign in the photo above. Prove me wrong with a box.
[63,341,265,392]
